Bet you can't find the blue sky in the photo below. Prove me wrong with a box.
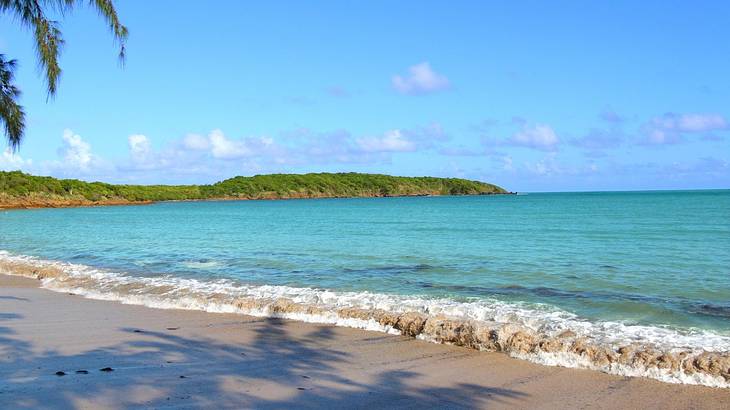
[1,1,728,191]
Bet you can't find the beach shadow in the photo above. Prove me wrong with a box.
[0,316,527,409]
[0,312,35,366]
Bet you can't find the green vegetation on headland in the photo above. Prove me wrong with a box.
[0,171,509,208]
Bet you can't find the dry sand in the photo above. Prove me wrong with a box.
[1,274,728,409]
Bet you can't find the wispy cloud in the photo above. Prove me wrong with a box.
[404,123,450,147]
[0,148,32,171]
[524,153,562,176]
[640,113,729,145]
[325,85,350,98]
[182,133,211,151]
[604,157,730,184]
[28,129,114,178]
[437,146,483,157]
[570,129,624,153]
[3,110,726,190]
[392,62,450,95]
[356,130,416,153]
[485,152,599,180]
[128,134,152,163]
[506,124,560,151]
[654,113,728,132]
[599,110,625,123]
[111,125,443,181]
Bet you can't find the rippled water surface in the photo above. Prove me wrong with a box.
[2,190,729,334]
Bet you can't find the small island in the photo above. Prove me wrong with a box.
[0,171,509,209]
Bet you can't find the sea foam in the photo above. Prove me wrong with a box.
[1,250,728,388]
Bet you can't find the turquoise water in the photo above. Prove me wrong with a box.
[1,190,729,337]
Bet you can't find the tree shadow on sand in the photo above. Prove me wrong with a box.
[0,315,527,408]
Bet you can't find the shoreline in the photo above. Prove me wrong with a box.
[0,197,155,210]
[1,251,729,390]
[1,273,729,409]
[0,191,515,211]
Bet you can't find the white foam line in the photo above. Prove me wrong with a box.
[1,250,728,388]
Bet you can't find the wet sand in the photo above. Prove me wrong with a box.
[1,274,728,409]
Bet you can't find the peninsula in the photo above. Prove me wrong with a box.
[0,171,509,209]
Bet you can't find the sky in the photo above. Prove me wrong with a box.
[1,1,729,192]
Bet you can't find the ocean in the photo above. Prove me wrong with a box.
[1,190,729,386]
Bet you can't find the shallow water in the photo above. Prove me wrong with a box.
[1,190,729,385]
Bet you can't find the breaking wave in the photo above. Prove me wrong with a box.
[1,250,728,388]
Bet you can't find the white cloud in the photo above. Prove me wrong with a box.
[438,146,482,156]
[407,122,449,146]
[5,124,450,183]
[59,129,93,170]
[209,129,253,159]
[502,156,514,171]
[651,113,727,133]
[0,148,32,171]
[120,130,274,175]
[392,62,450,95]
[570,129,623,152]
[31,129,113,177]
[641,113,729,145]
[643,128,677,145]
[508,124,559,151]
[183,133,210,151]
[526,156,556,176]
[178,130,280,161]
[128,134,152,162]
[356,130,417,152]
[119,133,209,176]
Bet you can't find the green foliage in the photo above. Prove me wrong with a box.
[0,56,25,149]
[202,173,506,198]
[0,0,127,149]
[0,171,508,203]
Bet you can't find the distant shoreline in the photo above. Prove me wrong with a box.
[0,191,514,210]
[1,170,511,210]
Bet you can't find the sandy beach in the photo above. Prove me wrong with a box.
[0,274,727,409]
